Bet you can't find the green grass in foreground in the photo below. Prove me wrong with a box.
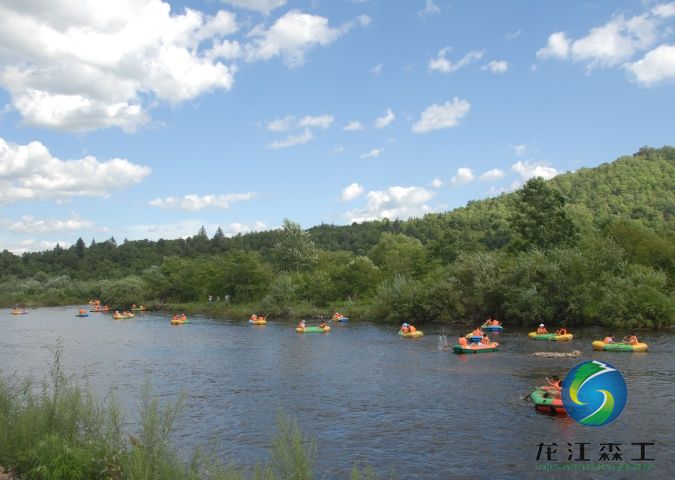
[0,346,391,480]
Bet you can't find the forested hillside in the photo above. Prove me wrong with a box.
[1,147,673,328]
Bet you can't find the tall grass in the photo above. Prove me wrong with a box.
[0,347,387,479]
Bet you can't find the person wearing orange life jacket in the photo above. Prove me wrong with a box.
[319,321,327,329]
[298,319,306,330]
[603,334,614,344]
[480,333,491,345]
[625,333,639,345]
[458,336,468,347]
[555,328,567,335]
[536,324,548,334]
[544,375,563,397]
[250,314,257,321]
[491,319,500,326]
[401,323,410,333]
[79,308,86,314]
[472,327,482,337]
[408,324,417,333]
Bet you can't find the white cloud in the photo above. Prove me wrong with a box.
[653,2,675,18]
[419,0,441,18]
[148,192,256,211]
[245,10,370,67]
[0,1,239,132]
[343,120,364,131]
[360,148,383,159]
[450,167,475,186]
[509,144,528,156]
[5,239,70,255]
[297,114,334,129]
[340,182,364,201]
[429,48,484,73]
[537,32,571,59]
[479,168,505,181]
[412,98,471,133]
[222,0,287,15]
[628,44,675,86]
[0,137,150,204]
[267,115,296,132]
[5,214,94,233]
[207,39,243,60]
[505,29,523,40]
[374,108,395,128]
[511,160,558,180]
[345,186,435,222]
[431,178,443,188]
[371,63,383,76]
[267,128,313,149]
[481,60,509,74]
[537,6,673,72]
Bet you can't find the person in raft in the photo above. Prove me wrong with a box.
[319,321,327,329]
[333,312,342,320]
[472,327,483,337]
[555,327,567,335]
[458,336,468,347]
[536,324,548,334]
[491,318,500,326]
[603,334,614,344]
[79,308,86,314]
[401,323,410,333]
[544,375,563,397]
[480,333,491,345]
[623,333,639,345]
[250,314,257,321]
[298,319,306,330]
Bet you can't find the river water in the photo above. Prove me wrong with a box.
[1,307,673,479]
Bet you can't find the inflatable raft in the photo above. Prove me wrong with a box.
[398,330,423,338]
[530,388,566,416]
[296,325,330,333]
[592,341,648,352]
[171,318,188,325]
[528,332,573,341]
[332,316,349,322]
[483,325,503,332]
[113,313,135,320]
[75,313,89,317]
[10,309,28,315]
[249,318,267,325]
[452,342,499,354]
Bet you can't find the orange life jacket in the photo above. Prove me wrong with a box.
[409,325,417,333]
[603,336,613,344]
[458,337,468,346]
[537,328,547,334]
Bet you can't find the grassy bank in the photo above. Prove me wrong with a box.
[0,348,388,479]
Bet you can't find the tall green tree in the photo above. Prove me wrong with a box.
[511,177,579,249]
[271,219,318,272]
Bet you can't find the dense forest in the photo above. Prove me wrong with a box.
[1,147,673,329]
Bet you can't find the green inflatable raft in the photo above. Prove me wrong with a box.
[528,332,573,341]
[592,341,648,352]
[452,342,499,354]
[296,325,331,333]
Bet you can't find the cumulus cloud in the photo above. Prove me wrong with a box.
[297,114,334,129]
[430,178,443,188]
[537,4,674,76]
[360,148,383,159]
[628,44,675,85]
[429,48,484,73]
[412,98,471,133]
[222,0,287,15]
[148,192,256,210]
[0,137,150,204]
[5,214,94,233]
[509,144,528,156]
[340,182,364,201]
[419,0,441,19]
[245,10,370,67]
[450,167,475,186]
[345,186,435,223]
[0,1,240,132]
[343,120,364,131]
[266,128,313,149]
[267,115,296,132]
[479,168,506,181]
[374,108,395,128]
[5,238,70,255]
[511,160,558,180]
[481,60,509,74]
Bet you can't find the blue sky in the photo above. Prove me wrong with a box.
[0,0,674,253]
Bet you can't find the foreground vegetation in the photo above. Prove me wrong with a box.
[0,350,386,480]
[1,147,673,329]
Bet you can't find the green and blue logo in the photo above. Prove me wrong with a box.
[562,360,627,427]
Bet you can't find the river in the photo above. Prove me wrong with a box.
[1,307,673,478]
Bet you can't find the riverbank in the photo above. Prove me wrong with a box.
[0,351,383,480]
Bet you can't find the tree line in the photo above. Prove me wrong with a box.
[1,147,673,329]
